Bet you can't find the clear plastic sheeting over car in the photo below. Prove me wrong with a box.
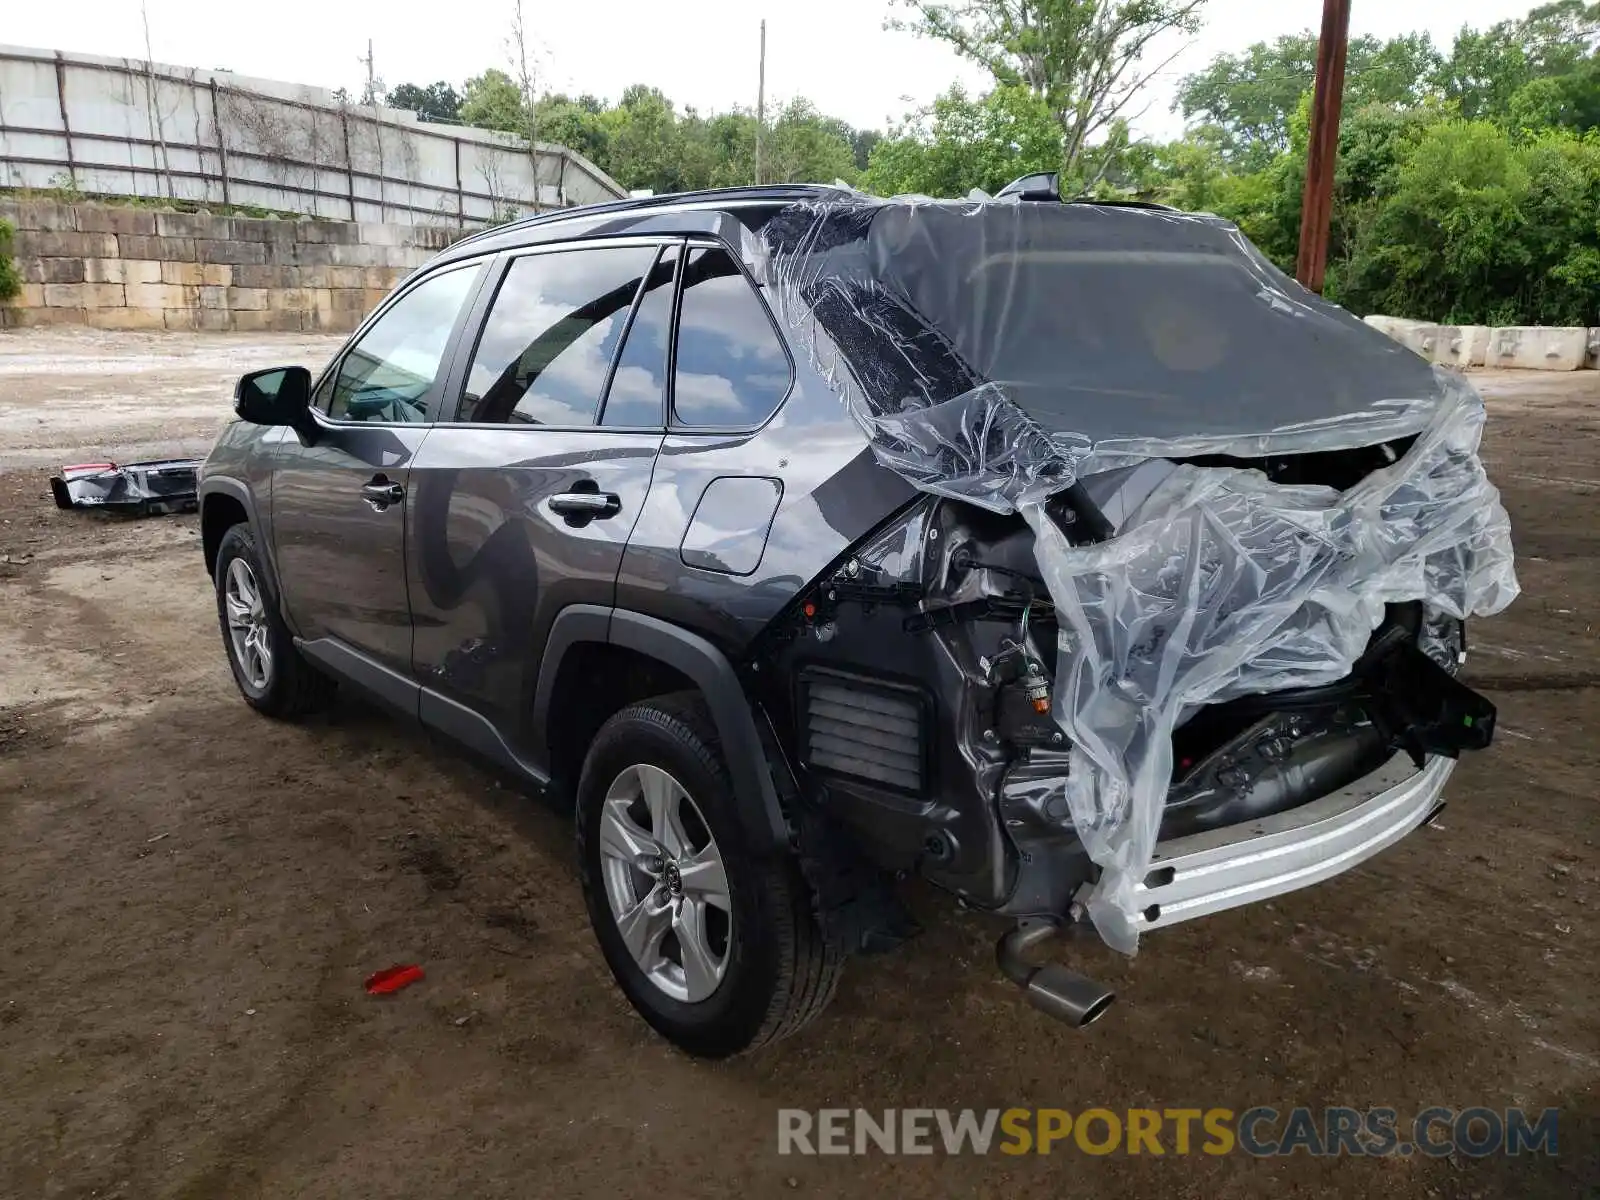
[750,193,1520,952]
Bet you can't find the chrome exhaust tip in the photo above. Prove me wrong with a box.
[1023,964,1117,1027]
[996,920,1116,1029]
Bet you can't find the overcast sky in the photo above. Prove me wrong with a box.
[3,0,1543,138]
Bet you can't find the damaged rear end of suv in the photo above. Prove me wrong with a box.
[738,192,1518,1028]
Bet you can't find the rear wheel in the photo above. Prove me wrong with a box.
[213,524,334,718]
[576,694,841,1057]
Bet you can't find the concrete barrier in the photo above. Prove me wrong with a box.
[1485,327,1590,372]
[1364,315,1595,370]
[1363,315,1436,357]
[1431,325,1491,369]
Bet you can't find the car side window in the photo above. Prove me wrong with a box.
[458,246,657,426]
[324,266,477,423]
[599,245,678,427]
[672,247,792,427]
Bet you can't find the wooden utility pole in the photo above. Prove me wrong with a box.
[755,20,766,186]
[1296,0,1352,294]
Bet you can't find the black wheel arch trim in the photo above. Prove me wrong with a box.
[532,604,790,852]
[199,478,286,606]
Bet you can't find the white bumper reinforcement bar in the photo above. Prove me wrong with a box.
[1136,754,1455,931]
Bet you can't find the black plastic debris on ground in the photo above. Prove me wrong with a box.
[49,460,201,516]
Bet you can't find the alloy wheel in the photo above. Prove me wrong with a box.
[224,557,273,690]
[597,764,732,1003]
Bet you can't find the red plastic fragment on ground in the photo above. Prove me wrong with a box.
[364,964,425,995]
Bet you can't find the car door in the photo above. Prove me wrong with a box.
[405,238,677,763]
[270,262,484,685]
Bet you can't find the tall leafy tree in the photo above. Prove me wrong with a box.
[687,110,762,188]
[387,81,462,123]
[763,99,861,184]
[1435,1,1600,120]
[864,84,1061,197]
[1177,33,1442,170]
[1175,34,1317,168]
[1337,119,1600,325]
[1507,57,1600,130]
[852,128,884,172]
[459,69,525,132]
[892,0,1208,177]
[601,86,693,193]
[535,94,611,165]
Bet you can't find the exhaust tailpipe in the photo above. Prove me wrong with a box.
[996,920,1115,1028]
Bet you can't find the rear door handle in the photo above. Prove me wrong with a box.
[549,491,622,521]
[361,478,405,511]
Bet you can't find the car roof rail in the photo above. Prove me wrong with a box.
[449,183,850,251]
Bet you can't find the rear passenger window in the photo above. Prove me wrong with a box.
[673,248,791,426]
[600,246,677,427]
[459,246,655,425]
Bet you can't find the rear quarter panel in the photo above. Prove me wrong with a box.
[615,330,916,658]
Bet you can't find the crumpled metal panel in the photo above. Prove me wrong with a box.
[50,459,201,515]
[749,192,1520,953]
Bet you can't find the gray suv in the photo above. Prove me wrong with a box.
[199,184,1515,1058]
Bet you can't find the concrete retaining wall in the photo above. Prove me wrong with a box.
[1364,315,1599,371]
[0,199,469,332]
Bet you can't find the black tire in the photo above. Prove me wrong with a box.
[213,523,334,719]
[576,693,841,1058]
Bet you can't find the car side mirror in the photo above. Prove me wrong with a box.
[235,366,314,438]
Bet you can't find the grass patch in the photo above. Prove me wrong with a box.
[1,182,328,224]
[0,219,21,303]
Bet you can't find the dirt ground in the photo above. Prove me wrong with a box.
[0,327,1595,1199]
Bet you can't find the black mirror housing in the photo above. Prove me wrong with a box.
[234,366,314,436]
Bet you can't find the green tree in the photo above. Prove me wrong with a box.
[1335,120,1600,325]
[892,0,1207,177]
[535,94,611,165]
[688,110,762,188]
[1434,1,1600,120]
[1177,32,1442,170]
[851,128,883,172]
[1147,124,1232,210]
[387,81,462,123]
[460,68,525,133]
[1507,59,1600,132]
[763,99,861,184]
[601,85,689,193]
[864,84,1060,197]
[1175,34,1318,168]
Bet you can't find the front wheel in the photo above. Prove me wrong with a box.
[213,524,333,718]
[575,694,841,1058]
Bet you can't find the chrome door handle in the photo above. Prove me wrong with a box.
[361,479,404,511]
[549,492,621,519]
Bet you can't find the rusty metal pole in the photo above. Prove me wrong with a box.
[1296,0,1352,294]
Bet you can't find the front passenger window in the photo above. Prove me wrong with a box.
[325,267,478,423]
